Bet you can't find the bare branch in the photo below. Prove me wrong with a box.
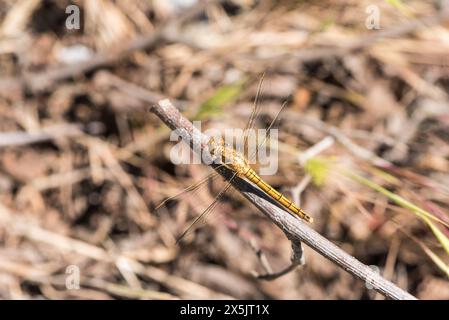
[150,99,417,300]
[251,240,305,281]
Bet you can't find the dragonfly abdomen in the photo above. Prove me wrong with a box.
[244,168,313,223]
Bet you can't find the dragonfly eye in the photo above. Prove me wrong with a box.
[207,137,215,146]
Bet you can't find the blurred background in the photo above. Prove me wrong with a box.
[0,0,448,299]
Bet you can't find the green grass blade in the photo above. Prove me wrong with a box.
[193,80,247,120]
[304,157,449,260]
[343,170,449,256]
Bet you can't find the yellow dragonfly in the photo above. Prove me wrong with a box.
[157,76,313,242]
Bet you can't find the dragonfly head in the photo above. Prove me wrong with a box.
[208,136,237,167]
[207,137,226,152]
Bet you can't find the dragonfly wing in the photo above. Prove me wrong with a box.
[176,171,237,243]
[243,73,265,149]
[249,98,289,162]
[154,165,229,212]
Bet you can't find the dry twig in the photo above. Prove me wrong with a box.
[0,0,216,97]
[150,99,417,300]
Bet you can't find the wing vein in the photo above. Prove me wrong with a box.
[176,171,238,243]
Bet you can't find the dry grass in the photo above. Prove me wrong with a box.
[0,0,448,299]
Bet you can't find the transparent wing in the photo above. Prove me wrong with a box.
[176,171,237,243]
[248,98,289,163]
[154,165,226,214]
[243,73,265,149]
[169,75,277,243]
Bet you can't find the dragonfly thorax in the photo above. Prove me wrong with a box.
[208,138,250,175]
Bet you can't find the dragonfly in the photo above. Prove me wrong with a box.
[156,76,313,243]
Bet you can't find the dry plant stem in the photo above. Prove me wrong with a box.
[291,8,449,63]
[150,99,417,300]
[0,0,216,96]
[0,203,232,299]
[249,238,274,274]
[94,71,188,110]
[0,124,83,147]
[251,240,305,281]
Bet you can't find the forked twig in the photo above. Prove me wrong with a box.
[150,99,417,300]
[250,239,305,281]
